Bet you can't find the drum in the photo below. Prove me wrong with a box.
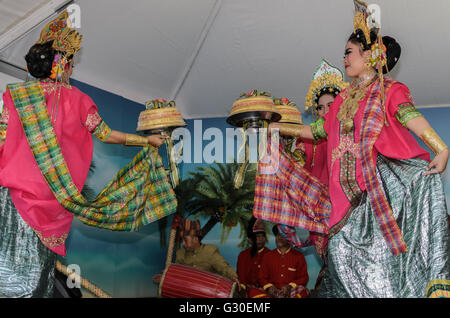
[159,264,236,298]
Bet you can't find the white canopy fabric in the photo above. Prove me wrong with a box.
[0,0,449,119]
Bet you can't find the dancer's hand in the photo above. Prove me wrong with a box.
[148,135,169,148]
[425,148,449,175]
[266,286,277,297]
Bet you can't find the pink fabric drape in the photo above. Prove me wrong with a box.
[323,81,430,229]
[0,82,98,256]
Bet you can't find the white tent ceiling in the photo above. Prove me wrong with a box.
[1,0,449,119]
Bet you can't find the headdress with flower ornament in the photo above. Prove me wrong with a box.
[352,0,386,71]
[305,59,349,116]
[34,10,82,82]
[351,0,390,124]
[353,0,373,48]
[36,10,82,58]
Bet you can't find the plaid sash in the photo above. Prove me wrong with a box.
[7,81,177,231]
[278,224,328,262]
[253,138,331,234]
[254,79,406,256]
[360,78,407,255]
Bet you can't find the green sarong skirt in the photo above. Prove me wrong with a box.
[0,186,56,297]
[318,155,450,298]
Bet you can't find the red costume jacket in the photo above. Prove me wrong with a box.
[258,248,309,291]
[237,246,270,290]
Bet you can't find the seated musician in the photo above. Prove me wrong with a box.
[153,219,240,288]
[236,217,270,298]
[258,224,309,298]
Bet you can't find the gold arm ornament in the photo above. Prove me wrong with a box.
[420,128,448,155]
[125,133,149,147]
[277,123,305,138]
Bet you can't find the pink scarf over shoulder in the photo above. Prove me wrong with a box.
[0,82,99,256]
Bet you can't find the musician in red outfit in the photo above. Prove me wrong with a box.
[236,217,270,298]
[258,225,309,298]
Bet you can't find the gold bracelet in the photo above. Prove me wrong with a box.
[277,123,304,137]
[125,133,148,146]
[420,127,448,155]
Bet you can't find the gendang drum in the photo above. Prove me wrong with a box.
[159,264,236,298]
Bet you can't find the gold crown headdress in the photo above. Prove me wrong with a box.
[352,1,389,125]
[353,0,373,47]
[305,59,349,113]
[36,10,82,57]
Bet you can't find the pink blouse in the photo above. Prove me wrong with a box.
[322,81,429,229]
[0,82,110,256]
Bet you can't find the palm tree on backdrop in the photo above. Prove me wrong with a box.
[187,161,268,249]
[157,173,205,248]
[158,161,272,249]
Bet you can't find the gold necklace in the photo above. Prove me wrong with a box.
[337,71,377,133]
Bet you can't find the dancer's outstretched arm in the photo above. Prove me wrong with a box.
[406,116,449,175]
[103,130,168,148]
[269,122,314,140]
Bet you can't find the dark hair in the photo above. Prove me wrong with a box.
[348,29,378,51]
[381,36,401,74]
[272,224,279,236]
[315,88,339,108]
[348,30,401,74]
[247,216,257,238]
[25,41,56,79]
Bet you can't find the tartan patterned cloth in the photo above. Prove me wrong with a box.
[278,224,306,248]
[255,79,408,256]
[289,284,309,298]
[278,222,328,262]
[360,78,407,255]
[253,138,331,234]
[7,81,177,231]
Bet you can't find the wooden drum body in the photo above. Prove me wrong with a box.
[159,264,236,298]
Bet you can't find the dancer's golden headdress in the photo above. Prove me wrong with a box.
[305,59,348,113]
[353,0,373,47]
[36,10,82,58]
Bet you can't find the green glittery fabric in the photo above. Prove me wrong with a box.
[317,155,450,298]
[0,186,56,298]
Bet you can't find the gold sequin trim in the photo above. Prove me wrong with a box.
[93,121,112,142]
[0,106,9,140]
[34,230,68,248]
[85,112,102,132]
[331,134,361,169]
[40,81,72,94]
